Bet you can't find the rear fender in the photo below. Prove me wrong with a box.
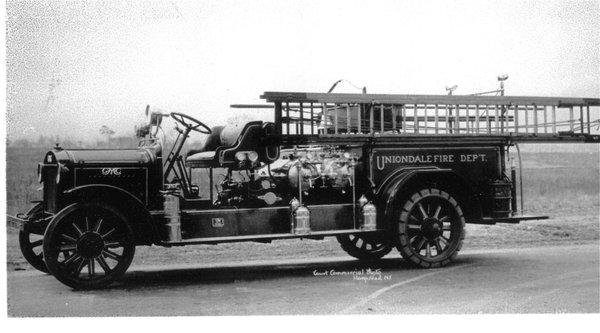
[64,184,158,245]
[376,167,480,228]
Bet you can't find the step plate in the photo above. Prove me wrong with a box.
[481,215,549,224]
[161,229,382,246]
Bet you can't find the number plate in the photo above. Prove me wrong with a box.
[211,218,225,228]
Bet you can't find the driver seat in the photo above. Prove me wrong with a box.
[186,121,264,168]
[185,126,224,163]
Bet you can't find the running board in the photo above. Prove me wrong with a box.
[474,215,549,224]
[160,229,382,246]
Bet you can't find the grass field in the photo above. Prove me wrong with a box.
[5,145,599,271]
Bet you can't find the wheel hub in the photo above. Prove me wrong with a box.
[76,232,105,259]
[421,217,443,240]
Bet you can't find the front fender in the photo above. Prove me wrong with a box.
[64,184,158,245]
[64,184,145,207]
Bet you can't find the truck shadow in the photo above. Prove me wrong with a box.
[110,256,478,290]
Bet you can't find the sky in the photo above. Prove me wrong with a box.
[5,0,600,141]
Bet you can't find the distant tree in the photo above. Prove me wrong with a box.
[99,125,115,145]
[226,113,254,126]
[12,138,32,148]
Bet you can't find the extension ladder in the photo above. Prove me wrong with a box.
[260,92,600,143]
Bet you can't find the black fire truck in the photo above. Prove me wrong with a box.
[9,90,600,289]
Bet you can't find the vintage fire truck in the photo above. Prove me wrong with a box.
[10,89,600,289]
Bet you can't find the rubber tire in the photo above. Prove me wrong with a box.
[396,188,465,268]
[18,203,49,273]
[336,234,393,261]
[43,202,135,290]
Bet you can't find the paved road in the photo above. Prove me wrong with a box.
[7,243,599,316]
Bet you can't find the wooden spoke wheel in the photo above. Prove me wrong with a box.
[18,203,48,273]
[43,203,135,290]
[336,233,392,261]
[396,188,465,268]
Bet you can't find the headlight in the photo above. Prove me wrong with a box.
[235,151,247,161]
[247,151,259,162]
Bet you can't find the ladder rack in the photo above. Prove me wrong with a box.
[260,92,600,145]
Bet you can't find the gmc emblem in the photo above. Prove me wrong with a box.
[101,168,122,176]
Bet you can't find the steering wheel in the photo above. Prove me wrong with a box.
[170,112,212,134]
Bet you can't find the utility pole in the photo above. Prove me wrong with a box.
[445,85,458,132]
[497,74,508,96]
[44,77,61,112]
[497,75,509,132]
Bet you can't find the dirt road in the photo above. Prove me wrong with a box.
[7,243,599,316]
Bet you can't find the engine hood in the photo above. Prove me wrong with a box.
[44,148,157,166]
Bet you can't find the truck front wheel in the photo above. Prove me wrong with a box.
[43,203,135,290]
[396,188,465,268]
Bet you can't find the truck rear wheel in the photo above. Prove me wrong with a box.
[336,234,392,261]
[18,203,48,273]
[396,188,465,268]
[43,203,135,290]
